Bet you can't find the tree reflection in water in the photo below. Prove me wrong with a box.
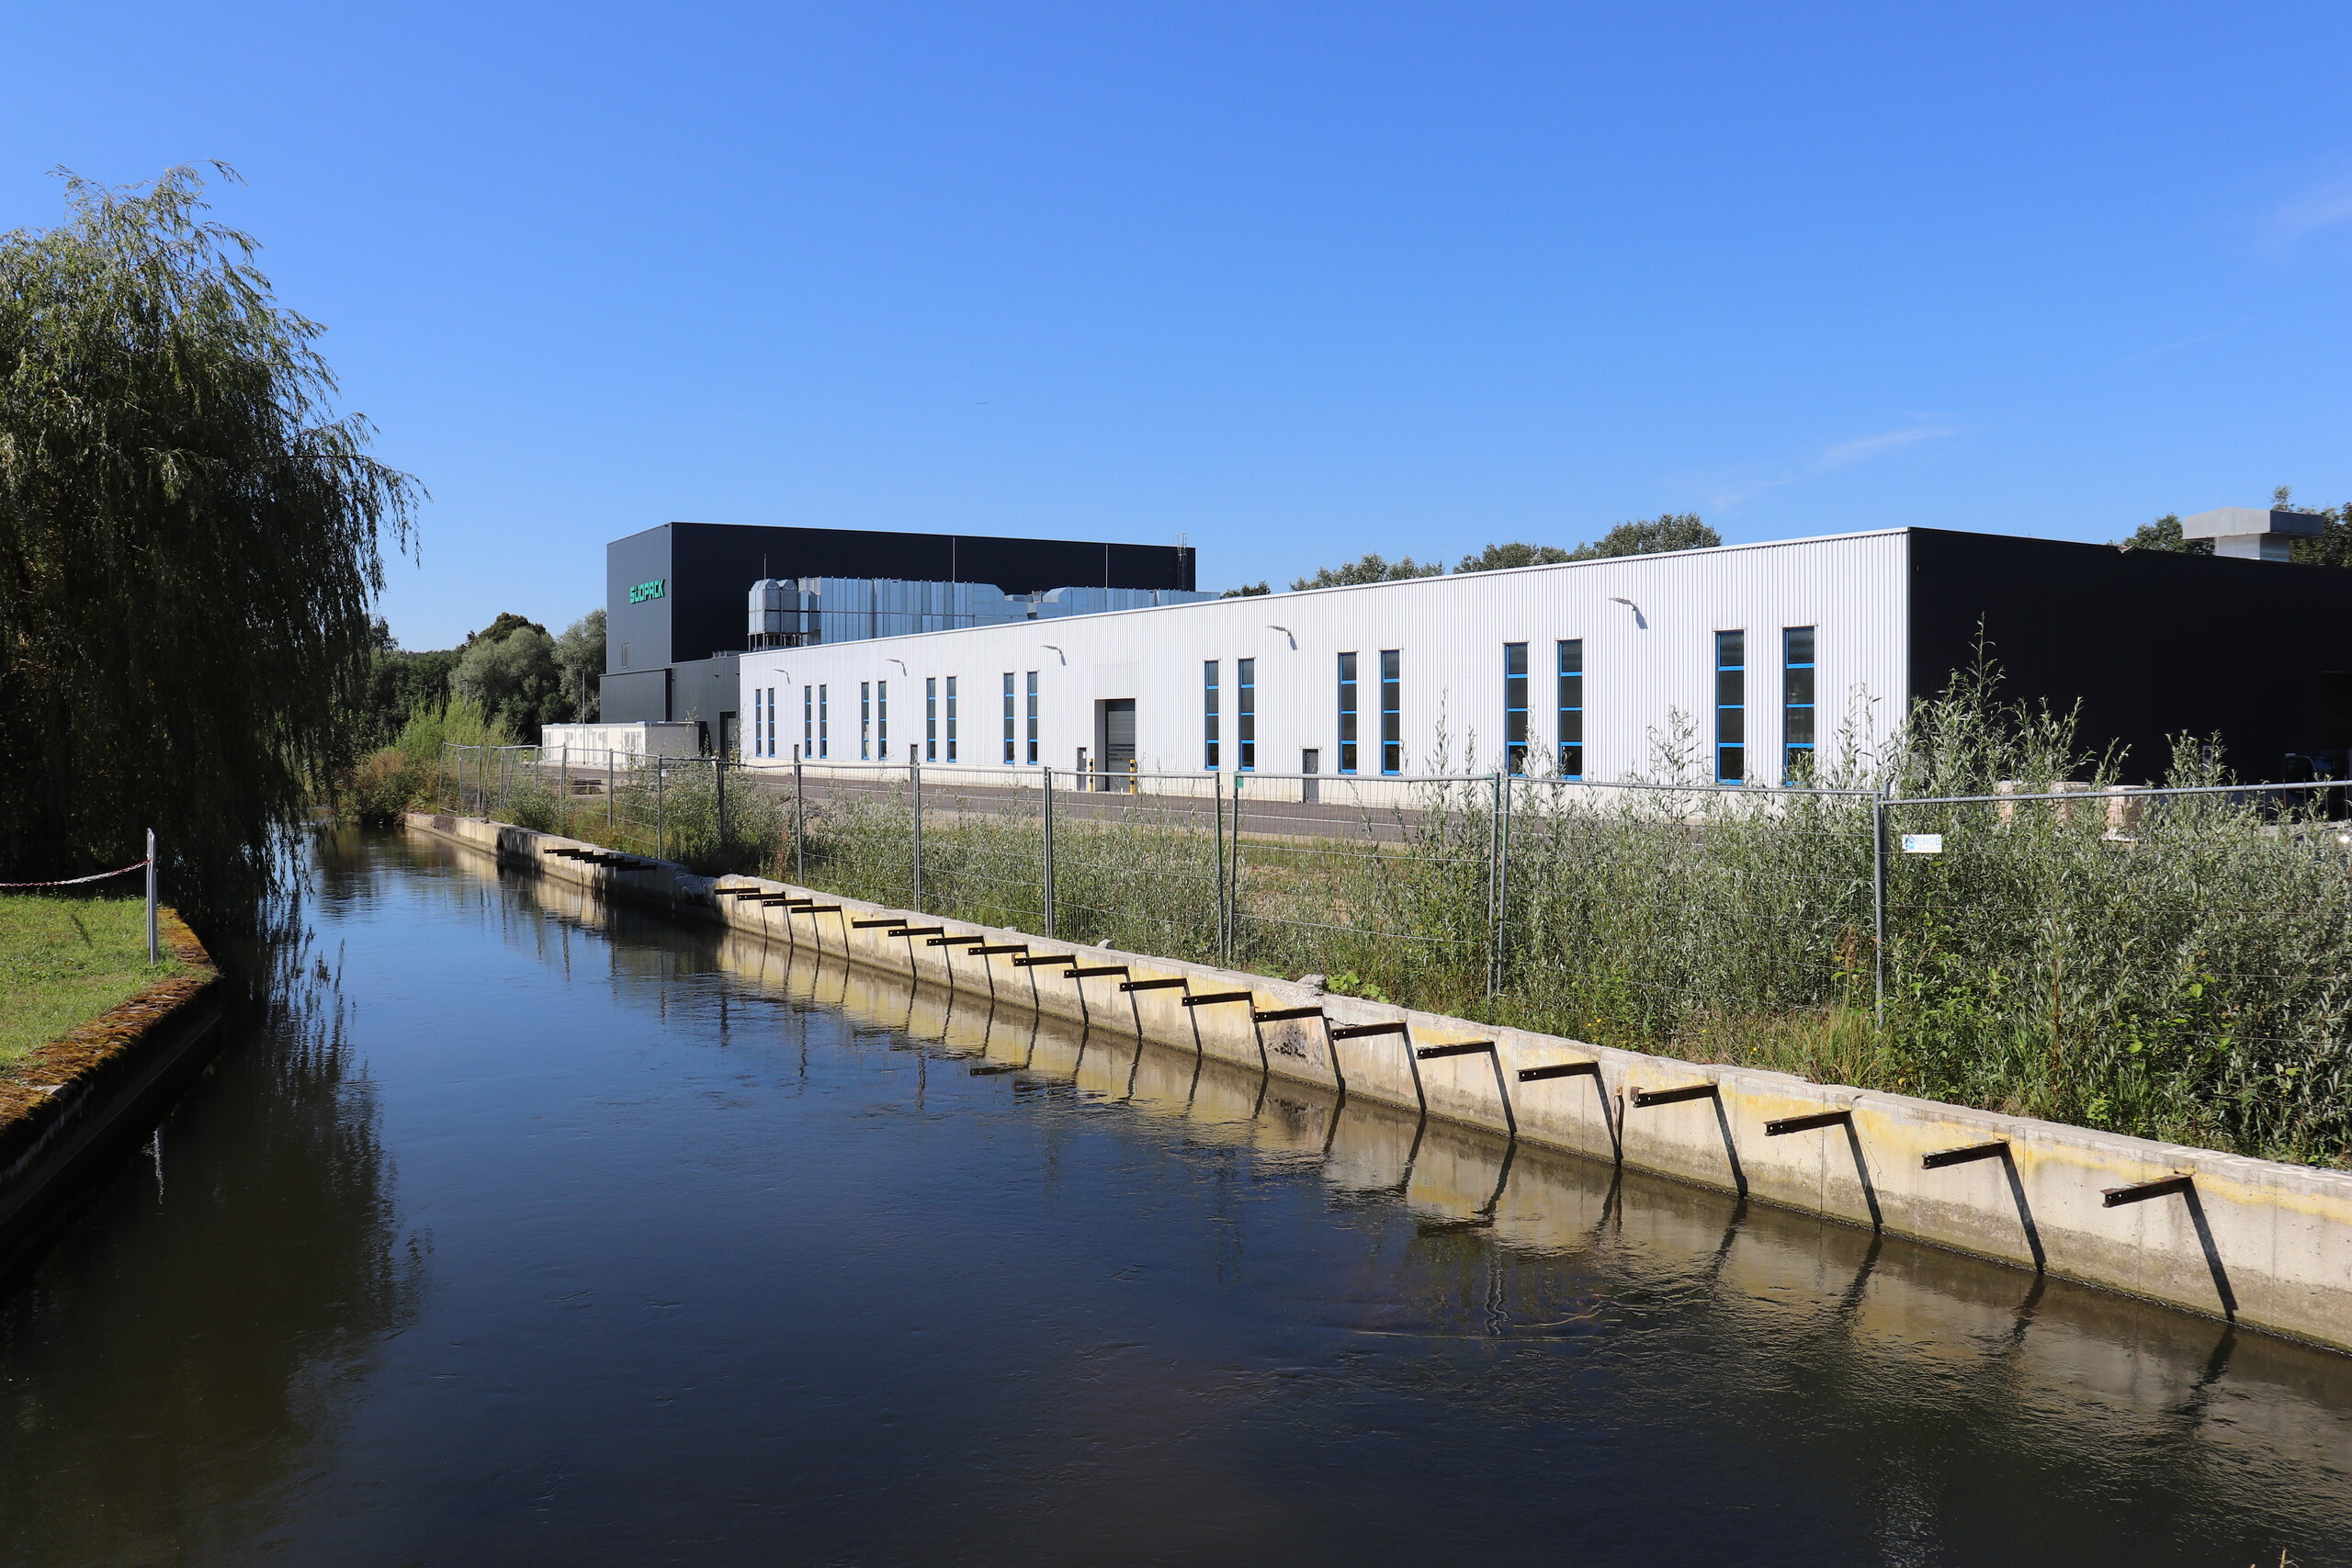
[0,883,420,1563]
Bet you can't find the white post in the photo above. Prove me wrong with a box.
[144,829,158,964]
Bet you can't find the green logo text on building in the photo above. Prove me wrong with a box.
[628,579,666,604]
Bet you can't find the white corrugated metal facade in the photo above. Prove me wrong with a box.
[735,530,1911,782]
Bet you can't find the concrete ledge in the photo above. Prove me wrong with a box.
[406,810,2352,1354]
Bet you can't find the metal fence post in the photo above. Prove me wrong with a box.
[1042,766,1056,938]
[909,746,923,911]
[1227,772,1245,966]
[1213,770,1227,966]
[1871,792,1888,1024]
[1488,772,1510,997]
[560,749,571,825]
[605,749,615,829]
[656,759,667,862]
[792,745,806,884]
[144,828,158,964]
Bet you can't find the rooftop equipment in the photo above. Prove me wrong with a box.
[746,577,1214,647]
[2179,507,2325,562]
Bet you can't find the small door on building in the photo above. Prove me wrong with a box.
[1104,699,1136,787]
[718,711,738,761]
[1301,748,1320,804]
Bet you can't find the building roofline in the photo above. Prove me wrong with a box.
[734,526,1920,649]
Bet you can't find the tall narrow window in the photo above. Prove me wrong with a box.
[1237,658,1256,770]
[1379,650,1402,774]
[1503,643,1530,775]
[1555,640,1584,779]
[1336,653,1358,773]
[818,684,829,759]
[1024,671,1039,764]
[1715,631,1746,784]
[803,685,812,757]
[1783,626,1816,781]
[925,677,938,761]
[1203,660,1221,769]
[945,676,959,761]
[876,680,888,759]
[860,682,872,760]
[1001,673,1015,763]
[765,687,776,757]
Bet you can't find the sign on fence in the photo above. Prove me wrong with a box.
[1900,833,1944,854]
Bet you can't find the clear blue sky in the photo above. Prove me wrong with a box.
[6,3,2349,648]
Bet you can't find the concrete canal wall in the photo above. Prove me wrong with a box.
[407,810,2352,1354]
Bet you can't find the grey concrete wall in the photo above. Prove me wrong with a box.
[407,809,2352,1355]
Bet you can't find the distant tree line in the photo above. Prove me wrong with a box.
[359,608,605,747]
[1219,513,1722,596]
[2118,487,2352,566]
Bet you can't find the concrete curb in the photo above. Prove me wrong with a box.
[408,809,2352,1353]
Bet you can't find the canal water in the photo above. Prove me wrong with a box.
[0,830,2346,1567]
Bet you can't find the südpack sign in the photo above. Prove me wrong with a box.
[628,579,665,604]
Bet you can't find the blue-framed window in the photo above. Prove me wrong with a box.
[1025,671,1039,764]
[1380,650,1402,773]
[764,687,776,757]
[1503,642,1530,775]
[1715,631,1746,784]
[924,678,936,761]
[860,682,872,760]
[1001,673,1015,763]
[876,679,888,760]
[1783,626,1815,781]
[802,685,812,758]
[945,675,958,762]
[1556,640,1584,779]
[818,683,829,759]
[1203,660,1220,769]
[1237,658,1256,770]
[1337,652,1358,773]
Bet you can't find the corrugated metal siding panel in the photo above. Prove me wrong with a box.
[741,533,1910,778]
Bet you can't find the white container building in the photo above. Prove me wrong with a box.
[736,530,1907,786]
[733,521,2352,788]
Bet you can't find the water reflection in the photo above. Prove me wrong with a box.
[0,902,421,1563]
[702,916,2352,1562]
[0,829,2336,1566]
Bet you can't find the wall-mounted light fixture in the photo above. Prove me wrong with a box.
[1041,645,1067,664]
[1267,625,1296,649]
[886,658,909,674]
[1608,596,1648,629]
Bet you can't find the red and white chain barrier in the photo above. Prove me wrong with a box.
[0,857,153,889]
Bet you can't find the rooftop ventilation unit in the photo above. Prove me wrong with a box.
[2179,507,2324,562]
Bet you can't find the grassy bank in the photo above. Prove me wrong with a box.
[431,674,2352,1167]
[0,895,183,1070]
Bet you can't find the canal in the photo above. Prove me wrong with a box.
[0,829,2346,1565]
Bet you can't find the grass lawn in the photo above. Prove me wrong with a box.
[0,894,182,1071]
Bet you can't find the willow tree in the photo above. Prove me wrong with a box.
[0,166,418,927]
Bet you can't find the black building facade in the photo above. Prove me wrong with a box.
[601,522,1195,749]
[1907,529,2352,782]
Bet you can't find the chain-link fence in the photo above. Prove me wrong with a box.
[431,742,2352,1160]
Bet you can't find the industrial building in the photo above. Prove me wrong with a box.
[600,521,1196,752]
[734,514,2352,786]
